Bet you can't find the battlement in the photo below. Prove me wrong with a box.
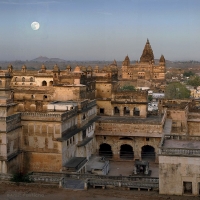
[21,108,77,122]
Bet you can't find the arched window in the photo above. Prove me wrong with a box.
[42,81,47,86]
[49,81,53,86]
[22,77,25,82]
[0,80,2,86]
[30,77,34,82]
[15,77,18,81]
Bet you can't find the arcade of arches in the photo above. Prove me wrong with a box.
[97,136,159,162]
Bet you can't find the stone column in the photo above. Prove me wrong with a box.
[84,179,88,190]
[155,152,159,163]
[111,108,114,116]
[119,106,124,116]
[134,150,142,161]
[2,161,7,173]
[130,108,133,116]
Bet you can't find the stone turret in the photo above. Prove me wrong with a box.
[113,59,117,66]
[66,65,71,72]
[159,55,165,63]
[94,66,99,73]
[21,65,27,73]
[140,39,154,63]
[52,64,60,79]
[40,64,46,73]
[7,64,13,73]
[122,55,130,66]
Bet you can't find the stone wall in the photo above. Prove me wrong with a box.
[188,113,200,136]
[23,152,62,172]
[159,155,200,195]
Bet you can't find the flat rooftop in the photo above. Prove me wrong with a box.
[163,139,200,149]
[97,115,164,124]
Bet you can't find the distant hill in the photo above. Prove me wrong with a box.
[30,56,66,62]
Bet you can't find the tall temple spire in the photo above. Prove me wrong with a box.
[122,55,130,66]
[140,39,154,63]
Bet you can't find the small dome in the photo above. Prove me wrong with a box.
[74,66,81,72]
[53,64,60,71]
[41,64,46,70]
[81,66,87,72]
[87,66,92,71]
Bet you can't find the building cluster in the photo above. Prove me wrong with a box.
[0,39,200,196]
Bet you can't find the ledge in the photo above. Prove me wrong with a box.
[77,137,93,147]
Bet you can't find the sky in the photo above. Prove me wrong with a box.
[0,0,200,61]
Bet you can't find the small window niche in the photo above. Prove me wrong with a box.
[100,108,104,114]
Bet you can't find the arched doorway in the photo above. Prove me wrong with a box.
[134,107,140,116]
[99,143,113,158]
[124,107,130,115]
[141,145,155,161]
[120,144,134,160]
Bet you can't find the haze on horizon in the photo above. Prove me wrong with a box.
[0,0,200,62]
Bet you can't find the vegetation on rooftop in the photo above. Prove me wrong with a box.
[120,85,135,91]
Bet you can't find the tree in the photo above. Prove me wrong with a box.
[187,76,200,88]
[165,82,190,99]
[183,71,195,77]
[120,85,135,91]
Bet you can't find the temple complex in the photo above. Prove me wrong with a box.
[120,39,166,91]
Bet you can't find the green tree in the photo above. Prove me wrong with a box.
[165,82,190,99]
[183,71,195,77]
[120,85,135,91]
[187,76,200,88]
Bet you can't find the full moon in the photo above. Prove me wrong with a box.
[31,21,40,30]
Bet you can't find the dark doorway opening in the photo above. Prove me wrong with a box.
[183,182,192,194]
[114,107,120,115]
[141,145,155,161]
[120,144,134,160]
[124,107,130,115]
[134,107,140,116]
[99,143,113,158]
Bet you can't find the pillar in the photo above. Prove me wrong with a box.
[130,108,133,116]
[84,180,88,190]
[2,161,7,173]
[119,106,124,117]
[111,108,114,116]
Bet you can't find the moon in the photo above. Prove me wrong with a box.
[31,22,40,30]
